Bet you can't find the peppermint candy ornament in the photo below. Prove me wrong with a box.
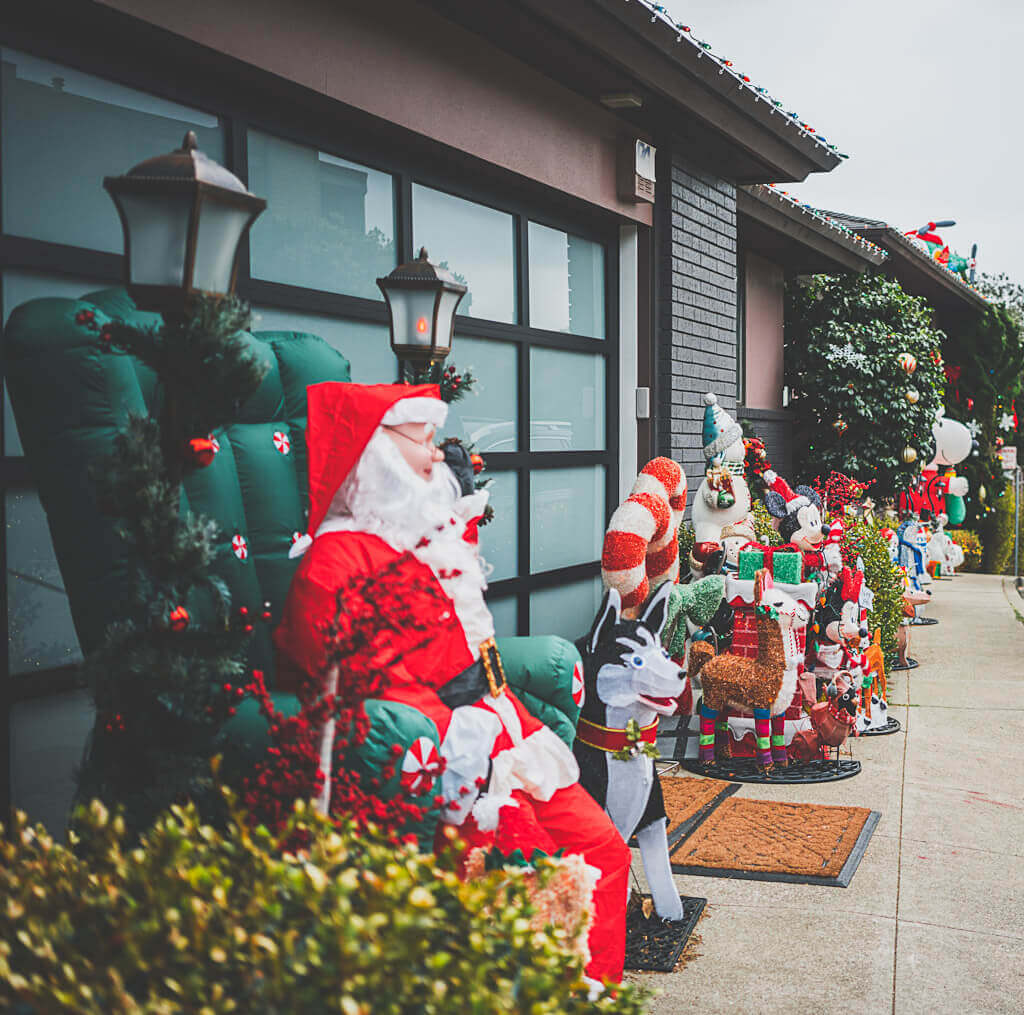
[231,534,249,560]
[272,430,291,455]
[400,736,442,795]
[571,660,585,708]
[898,352,917,374]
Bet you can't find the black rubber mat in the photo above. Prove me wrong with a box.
[890,657,920,671]
[624,895,706,972]
[679,757,861,783]
[910,616,939,626]
[860,716,902,737]
[670,811,881,888]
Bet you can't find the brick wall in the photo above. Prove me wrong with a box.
[656,155,738,513]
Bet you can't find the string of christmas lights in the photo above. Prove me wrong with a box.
[751,185,887,257]
[627,0,849,159]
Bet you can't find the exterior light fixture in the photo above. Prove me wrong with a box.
[600,92,644,109]
[104,131,266,318]
[377,248,467,366]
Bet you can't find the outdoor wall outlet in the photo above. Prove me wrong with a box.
[635,386,651,419]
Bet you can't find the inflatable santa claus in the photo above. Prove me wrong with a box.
[274,381,630,984]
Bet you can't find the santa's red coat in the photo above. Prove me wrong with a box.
[274,529,630,983]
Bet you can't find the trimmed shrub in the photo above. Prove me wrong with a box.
[983,486,1019,574]
[837,516,904,661]
[949,529,984,572]
[751,501,782,546]
[0,794,649,1014]
[678,521,695,565]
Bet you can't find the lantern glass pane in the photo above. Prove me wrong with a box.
[434,288,464,348]
[192,198,252,294]
[118,191,192,287]
[385,285,441,357]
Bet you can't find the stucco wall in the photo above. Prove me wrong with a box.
[657,155,738,512]
[743,251,785,411]
[99,0,651,225]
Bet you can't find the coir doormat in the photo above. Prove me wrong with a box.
[660,775,740,849]
[670,798,880,887]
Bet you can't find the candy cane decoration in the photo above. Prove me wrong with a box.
[601,457,687,610]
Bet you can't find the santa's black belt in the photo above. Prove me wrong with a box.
[438,637,507,709]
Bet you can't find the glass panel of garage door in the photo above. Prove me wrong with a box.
[6,489,83,676]
[529,576,603,641]
[529,348,605,451]
[412,185,516,324]
[247,130,396,300]
[530,466,604,573]
[253,307,395,385]
[0,48,224,253]
[441,336,517,453]
[528,222,605,339]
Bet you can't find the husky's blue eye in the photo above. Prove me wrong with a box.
[661,648,670,658]
[631,654,645,668]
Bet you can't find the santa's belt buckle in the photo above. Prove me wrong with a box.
[479,637,507,697]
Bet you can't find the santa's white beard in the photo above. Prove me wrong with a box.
[317,430,495,657]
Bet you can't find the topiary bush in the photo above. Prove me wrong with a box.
[678,520,695,565]
[949,528,984,572]
[837,515,904,661]
[0,793,649,1014]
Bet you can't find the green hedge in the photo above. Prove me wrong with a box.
[950,528,984,572]
[983,486,1019,574]
[0,794,649,1014]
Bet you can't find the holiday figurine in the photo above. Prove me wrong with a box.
[760,469,831,582]
[274,383,631,984]
[898,409,971,523]
[691,393,752,574]
[574,584,686,921]
[600,457,687,615]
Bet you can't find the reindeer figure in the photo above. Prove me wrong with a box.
[574,582,686,921]
[689,569,811,770]
[858,629,889,732]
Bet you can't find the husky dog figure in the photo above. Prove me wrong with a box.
[574,582,685,921]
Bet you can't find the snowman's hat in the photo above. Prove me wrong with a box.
[702,392,742,462]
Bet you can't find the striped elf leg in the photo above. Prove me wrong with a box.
[699,703,718,763]
[752,707,773,768]
[770,713,788,765]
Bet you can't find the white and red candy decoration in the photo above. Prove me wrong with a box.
[272,430,291,455]
[571,660,585,708]
[231,534,249,561]
[400,736,442,795]
[601,457,687,610]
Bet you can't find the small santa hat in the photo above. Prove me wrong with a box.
[702,392,743,461]
[762,469,809,513]
[291,382,446,558]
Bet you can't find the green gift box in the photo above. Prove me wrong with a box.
[738,549,764,580]
[771,551,802,585]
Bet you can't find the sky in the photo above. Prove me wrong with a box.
[660,0,1024,283]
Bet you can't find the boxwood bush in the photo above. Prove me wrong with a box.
[0,793,649,1014]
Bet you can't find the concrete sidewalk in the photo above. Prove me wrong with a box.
[630,572,1024,1014]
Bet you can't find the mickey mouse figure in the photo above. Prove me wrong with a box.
[761,469,831,582]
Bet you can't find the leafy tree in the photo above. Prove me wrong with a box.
[785,273,946,495]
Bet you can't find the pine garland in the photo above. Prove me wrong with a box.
[75,297,270,835]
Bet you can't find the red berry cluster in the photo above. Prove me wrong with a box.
[101,710,126,735]
[812,470,874,517]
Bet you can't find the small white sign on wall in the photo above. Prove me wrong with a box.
[618,138,656,203]
[635,140,656,182]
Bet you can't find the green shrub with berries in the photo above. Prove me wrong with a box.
[0,790,650,1014]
